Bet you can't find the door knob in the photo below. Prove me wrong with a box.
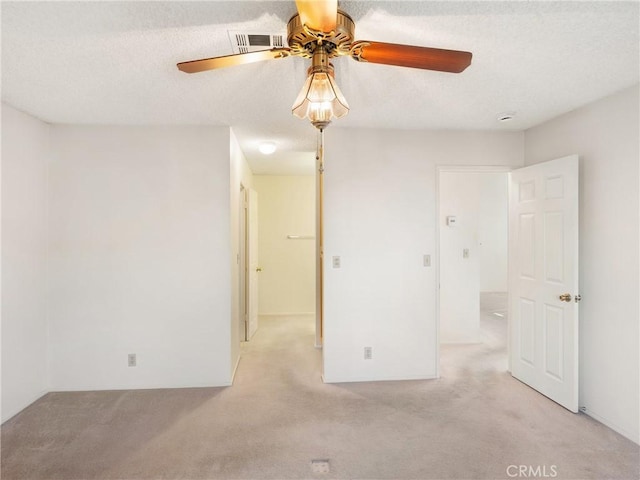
[559,293,572,302]
[256,267,263,272]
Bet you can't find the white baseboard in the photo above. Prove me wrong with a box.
[1,389,49,424]
[48,379,233,392]
[322,373,438,384]
[582,407,639,445]
[230,355,241,385]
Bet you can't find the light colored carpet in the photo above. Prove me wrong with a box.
[2,296,638,479]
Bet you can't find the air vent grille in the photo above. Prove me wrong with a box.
[229,31,287,54]
[236,34,249,53]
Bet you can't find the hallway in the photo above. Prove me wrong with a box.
[2,314,638,479]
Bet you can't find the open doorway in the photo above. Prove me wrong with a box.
[437,167,510,375]
[234,169,322,385]
[245,175,317,345]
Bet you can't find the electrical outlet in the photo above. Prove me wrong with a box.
[332,256,341,268]
[423,254,431,267]
[364,346,373,360]
[128,353,137,367]
[311,459,330,474]
[463,248,469,259]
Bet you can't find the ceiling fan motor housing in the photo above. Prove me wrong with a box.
[287,10,355,57]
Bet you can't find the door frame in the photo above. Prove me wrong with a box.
[239,184,259,341]
[435,165,513,378]
[239,183,248,341]
[246,187,259,340]
[315,147,324,348]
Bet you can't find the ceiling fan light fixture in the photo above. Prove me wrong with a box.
[292,49,349,130]
[177,2,473,131]
[258,141,277,155]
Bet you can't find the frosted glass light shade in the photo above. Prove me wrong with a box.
[292,70,349,129]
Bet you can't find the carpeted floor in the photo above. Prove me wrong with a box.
[1,294,638,479]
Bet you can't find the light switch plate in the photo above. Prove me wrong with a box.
[423,254,431,267]
[364,347,373,360]
[332,256,341,268]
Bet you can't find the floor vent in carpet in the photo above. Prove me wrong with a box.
[311,459,330,473]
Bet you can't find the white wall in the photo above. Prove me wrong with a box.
[1,104,50,422]
[253,175,316,315]
[323,129,523,382]
[478,173,508,292]
[439,172,481,344]
[524,84,639,443]
[48,125,234,390]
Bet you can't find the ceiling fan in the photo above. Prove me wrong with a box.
[177,0,472,130]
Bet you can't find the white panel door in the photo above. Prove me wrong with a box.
[509,155,580,412]
[247,188,259,340]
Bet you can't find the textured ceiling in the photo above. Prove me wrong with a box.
[2,1,638,174]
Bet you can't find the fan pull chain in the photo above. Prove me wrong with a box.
[317,127,325,174]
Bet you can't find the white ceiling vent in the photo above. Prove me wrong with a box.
[228,31,287,54]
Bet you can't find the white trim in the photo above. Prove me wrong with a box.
[230,354,242,384]
[1,390,49,424]
[322,373,437,384]
[582,407,640,445]
[437,165,514,174]
[48,382,234,392]
[48,380,233,392]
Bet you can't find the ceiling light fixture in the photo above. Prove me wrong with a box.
[258,141,277,155]
[292,47,349,131]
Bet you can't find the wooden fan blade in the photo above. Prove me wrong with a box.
[177,48,291,73]
[295,0,337,32]
[351,41,472,73]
